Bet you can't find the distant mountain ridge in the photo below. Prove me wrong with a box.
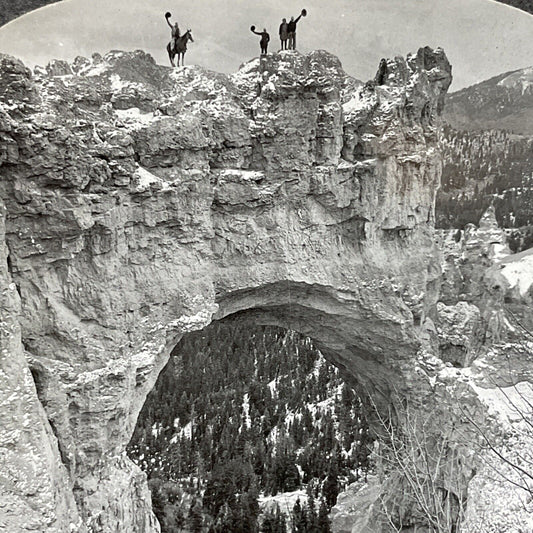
[445,67,533,135]
[438,64,533,249]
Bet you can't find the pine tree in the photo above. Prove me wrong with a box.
[322,459,340,510]
[317,498,332,533]
[188,501,203,533]
[261,504,286,533]
[306,491,318,533]
[242,478,260,531]
[292,498,307,533]
[275,509,287,533]
[175,507,186,531]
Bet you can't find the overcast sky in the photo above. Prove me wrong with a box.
[0,0,532,89]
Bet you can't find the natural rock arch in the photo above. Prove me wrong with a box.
[3,47,522,533]
[0,46,455,532]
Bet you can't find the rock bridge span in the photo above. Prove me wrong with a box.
[0,47,459,532]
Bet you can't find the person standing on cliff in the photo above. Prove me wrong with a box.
[165,12,180,53]
[287,9,306,50]
[250,26,270,55]
[279,18,289,50]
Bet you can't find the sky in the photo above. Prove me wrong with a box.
[0,0,532,90]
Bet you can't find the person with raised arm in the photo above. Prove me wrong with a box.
[250,25,270,55]
[287,9,307,50]
[165,12,180,53]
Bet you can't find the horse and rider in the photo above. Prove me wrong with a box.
[163,8,307,67]
[165,12,194,67]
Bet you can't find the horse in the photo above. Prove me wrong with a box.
[167,30,194,67]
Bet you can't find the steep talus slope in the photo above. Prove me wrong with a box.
[0,47,459,532]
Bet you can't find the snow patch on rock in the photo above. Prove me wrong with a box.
[114,107,157,128]
[500,249,533,296]
[259,489,308,516]
[471,380,533,424]
[132,165,169,193]
[497,67,533,94]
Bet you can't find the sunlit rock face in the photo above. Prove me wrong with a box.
[0,47,457,532]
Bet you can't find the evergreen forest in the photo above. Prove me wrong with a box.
[128,321,373,532]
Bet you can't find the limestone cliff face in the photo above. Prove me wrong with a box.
[0,48,457,532]
[437,207,533,375]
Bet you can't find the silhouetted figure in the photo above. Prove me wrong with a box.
[167,29,194,67]
[165,12,180,53]
[279,18,289,50]
[251,26,270,55]
[288,9,307,50]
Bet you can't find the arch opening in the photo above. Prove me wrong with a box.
[128,316,375,532]
[121,279,474,533]
[211,281,422,406]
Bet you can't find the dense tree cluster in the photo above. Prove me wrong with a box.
[437,125,533,244]
[291,492,332,533]
[128,321,372,532]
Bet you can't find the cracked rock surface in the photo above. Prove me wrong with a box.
[0,47,491,532]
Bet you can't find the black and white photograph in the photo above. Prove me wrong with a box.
[1,1,533,532]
